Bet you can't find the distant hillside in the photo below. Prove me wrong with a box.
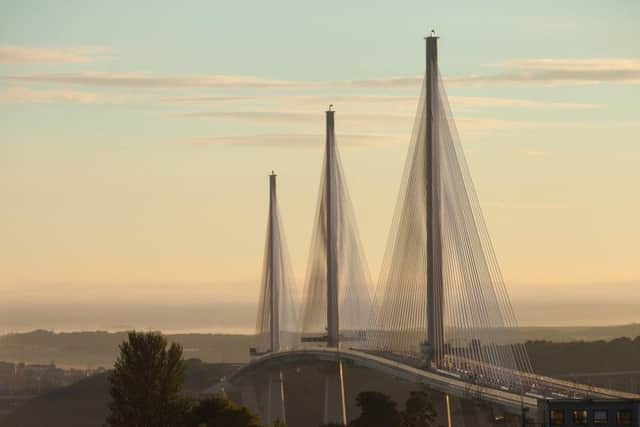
[3,337,640,427]
[527,336,640,376]
[2,371,109,427]
[0,330,257,368]
[1,325,640,368]
[519,323,640,343]
[0,359,240,427]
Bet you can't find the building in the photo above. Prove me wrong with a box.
[544,399,640,426]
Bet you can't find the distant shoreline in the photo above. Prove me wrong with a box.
[2,298,639,336]
[2,325,639,370]
[1,322,639,336]
[0,327,256,337]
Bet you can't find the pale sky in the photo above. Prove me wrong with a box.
[1,1,639,330]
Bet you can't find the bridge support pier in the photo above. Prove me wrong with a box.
[239,383,260,420]
[255,370,287,426]
[322,360,347,426]
[445,393,453,427]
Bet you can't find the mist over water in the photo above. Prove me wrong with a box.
[2,296,639,335]
[511,299,640,327]
[0,301,256,335]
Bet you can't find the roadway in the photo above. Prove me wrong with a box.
[230,346,640,416]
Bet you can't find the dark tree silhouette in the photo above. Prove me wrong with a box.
[107,331,187,427]
[349,391,402,427]
[185,395,262,427]
[402,389,436,427]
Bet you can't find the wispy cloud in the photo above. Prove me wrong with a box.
[174,111,414,130]
[164,94,598,111]
[450,96,600,110]
[179,133,405,148]
[457,117,640,132]
[173,115,639,149]
[175,110,620,130]
[0,86,97,104]
[160,95,256,103]
[449,58,640,86]
[0,46,108,64]
[6,58,638,90]
[345,76,422,88]
[3,70,416,90]
[346,58,640,87]
[176,111,319,123]
[5,72,308,89]
[0,85,602,114]
[161,94,415,105]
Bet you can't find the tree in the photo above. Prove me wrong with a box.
[402,389,436,427]
[349,391,402,427]
[107,331,187,427]
[185,395,261,427]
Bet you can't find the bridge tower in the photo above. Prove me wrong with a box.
[253,171,297,426]
[425,32,444,365]
[268,172,280,352]
[300,105,370,425]
[300,106,370,349]
[323,108,347,425]
[325,108,339,349]
[255,170,297,355]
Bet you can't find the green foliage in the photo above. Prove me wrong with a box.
[526,337,640,375]
[402,389,436,427]
[349,391,402,427]
[185,395,261,427]
[106,332,262,427]
[348,389,437,427]
[107,331,187,427]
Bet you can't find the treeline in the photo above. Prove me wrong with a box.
[106,331,437,427]
[3,330,640,376]
[526,336,640,375]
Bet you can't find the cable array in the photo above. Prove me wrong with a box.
[367,68,533,389]
[255,176,300,352]
[300,115,372,343]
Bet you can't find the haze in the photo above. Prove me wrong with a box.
[1,1,639,333]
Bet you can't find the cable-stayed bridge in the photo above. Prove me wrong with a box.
[228,34,640,426]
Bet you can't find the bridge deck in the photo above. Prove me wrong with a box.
[231,347,640,415]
